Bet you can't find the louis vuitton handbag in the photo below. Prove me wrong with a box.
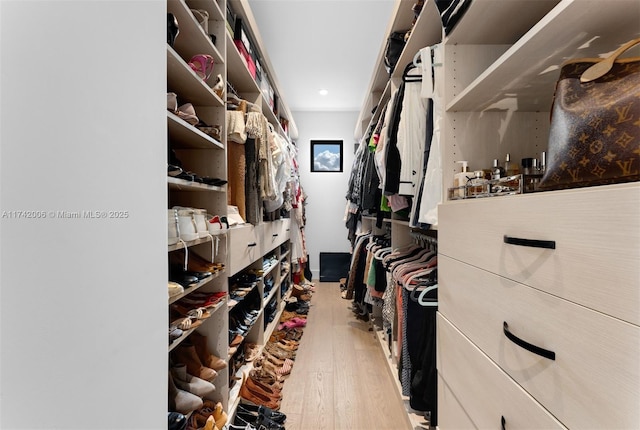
[538,38,640,190]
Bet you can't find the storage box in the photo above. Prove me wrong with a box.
[226,3,235,36]
[233,18,253,58]
[234,39,256,79]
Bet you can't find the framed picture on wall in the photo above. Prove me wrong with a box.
[310,140,343,172]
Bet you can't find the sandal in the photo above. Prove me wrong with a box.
[176,103,199,125]
[188,54,215,80]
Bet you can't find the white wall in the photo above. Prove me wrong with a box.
[0,2,166,428]
[294,111,358,280]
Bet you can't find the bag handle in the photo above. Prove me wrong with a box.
[581,37,640,83]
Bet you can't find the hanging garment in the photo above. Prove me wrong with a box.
[410,98,434,229]
[384,78,407,196]
[227,140,246,221]
[417,44,444,227]
[244,137,260,225]
[397,65,429,196]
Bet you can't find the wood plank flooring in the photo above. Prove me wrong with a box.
[279,282,413,430]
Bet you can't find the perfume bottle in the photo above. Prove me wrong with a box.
[469,170,489,196]
[491,159,505,180]
[453,161,474,198]
[504,153,519,176]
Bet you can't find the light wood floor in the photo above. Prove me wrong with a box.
[279,282,413,430]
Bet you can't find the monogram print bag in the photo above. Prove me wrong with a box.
[538,38,640,190]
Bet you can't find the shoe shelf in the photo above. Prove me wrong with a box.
[262,261,277,278]
[169,297,226,352]
[169,270,226,305]
[228,286,258,311]
[168,234,213,252]
[167,176,226,192]
[167,46,224,107]
[167,0,224,66]
[167,112,224,150]
[262,282,279,308]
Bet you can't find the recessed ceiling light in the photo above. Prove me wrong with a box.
[319,89,328,96]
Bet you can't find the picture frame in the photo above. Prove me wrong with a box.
[310,140,343,172]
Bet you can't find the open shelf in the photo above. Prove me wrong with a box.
[167,0,224,65]
[169,272,226,305]
[168,176,226,192]
[168,111,224,150]
[167,46,224,107]
[169,297,226,352]
[168,234,213,252]
[446,0,640,112]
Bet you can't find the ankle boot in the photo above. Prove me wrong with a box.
[171,363,215,397]
[172,344,218,382]
[168,372,203,415]
[190,332,227,371]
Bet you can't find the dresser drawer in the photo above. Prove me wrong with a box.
[439,255,640,429]
[437,372,476,430]
[261,219,290,253]
[439,183,640,325]
[228,224,260,275]
[437,313,567,430]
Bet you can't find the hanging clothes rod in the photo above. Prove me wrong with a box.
[410,230,438,249]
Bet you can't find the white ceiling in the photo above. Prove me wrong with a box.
[248,0,396,112]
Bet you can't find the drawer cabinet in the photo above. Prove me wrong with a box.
[437,314,567,430]
[228,224,260,275]
[439,255,640,429]
[261,219,290,253]
[439,183,640,325]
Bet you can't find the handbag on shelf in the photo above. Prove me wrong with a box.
[384,31,407,75]
[538,38,640,191]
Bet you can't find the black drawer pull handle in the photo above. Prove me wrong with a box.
[247,242,257,247]
[272,233,279,237]
[503,322,555,360]
[501,416,506,430]
[503,235,555,249]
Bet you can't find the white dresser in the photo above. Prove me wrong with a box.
[438,183,640,429]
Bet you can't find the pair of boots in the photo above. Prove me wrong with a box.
[169,372,202,415]
[172,332,227,382]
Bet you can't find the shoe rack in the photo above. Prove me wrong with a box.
[166,0,299,422]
